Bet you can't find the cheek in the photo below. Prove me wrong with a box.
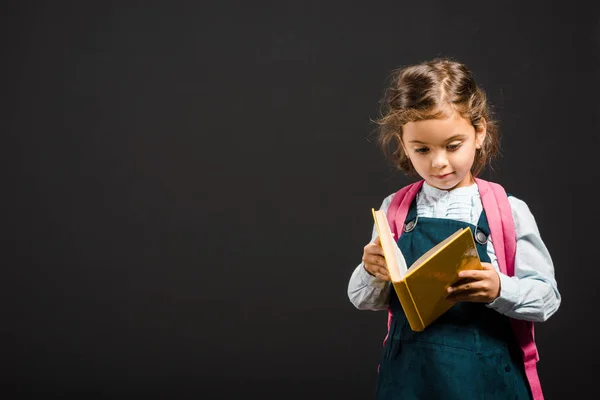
[454,147,477,167]
[408,154,426,167]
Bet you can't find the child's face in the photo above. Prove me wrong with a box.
[401,113,486,191]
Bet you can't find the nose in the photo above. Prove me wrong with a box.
[431,150,448,169]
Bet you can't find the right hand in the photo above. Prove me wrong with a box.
[362,236,391,281]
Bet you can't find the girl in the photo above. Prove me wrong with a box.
[347,58,560,399]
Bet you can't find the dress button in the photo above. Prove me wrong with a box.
[404,220,416,232]
[505,364,511,372]
[475,230,488,245]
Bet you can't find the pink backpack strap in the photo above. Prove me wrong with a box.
[476,178,544,400]
[386,180,425,239]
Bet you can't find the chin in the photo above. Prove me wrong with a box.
[438,183,457,191]
[426,179,461,191]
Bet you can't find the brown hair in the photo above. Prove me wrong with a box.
[374,58,499,177]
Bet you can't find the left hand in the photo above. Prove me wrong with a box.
[446,262,500,303]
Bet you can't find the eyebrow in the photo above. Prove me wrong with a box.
[408,134,468,144]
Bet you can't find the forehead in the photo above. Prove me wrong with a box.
[403,115,474,143]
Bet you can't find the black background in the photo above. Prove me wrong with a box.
[3,1,599,399]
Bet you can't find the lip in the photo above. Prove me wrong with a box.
[433,172,453,180]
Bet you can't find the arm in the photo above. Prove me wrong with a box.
[486,197,561,322]
[347,194,394,311]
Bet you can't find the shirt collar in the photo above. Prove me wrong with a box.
[421,180,479,199]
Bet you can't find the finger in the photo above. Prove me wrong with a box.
[366,262,389,279]
[448,281,485,294]
[374,271,391,281]
[365,242,384,257]
[373,236,381,246]
[480,262,495,270]
[363,255,386,268]
[457,269,489,280]
[446,289,479,302]
[371,263,390,277]
[448,290,495,303]
[450,277,477,289]
[364,260,387,275]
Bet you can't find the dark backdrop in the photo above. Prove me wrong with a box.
[3,1,599,399]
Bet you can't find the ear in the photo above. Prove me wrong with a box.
[475,118,487,149]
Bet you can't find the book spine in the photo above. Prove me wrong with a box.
[395,281,425,332]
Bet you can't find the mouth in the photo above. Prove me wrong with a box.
[432,172,454,180]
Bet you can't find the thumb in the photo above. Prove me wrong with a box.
[480,262,495,271]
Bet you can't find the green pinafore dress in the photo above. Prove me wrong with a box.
[375,200,532,400]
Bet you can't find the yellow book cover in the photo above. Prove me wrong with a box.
[371,208,483,332]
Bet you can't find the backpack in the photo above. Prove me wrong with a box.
[383,178,543,400]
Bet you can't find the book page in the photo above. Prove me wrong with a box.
[371,208,408,281]
[407,228,464,273]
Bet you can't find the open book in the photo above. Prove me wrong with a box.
[372,208,483,332]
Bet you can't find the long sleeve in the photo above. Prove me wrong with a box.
[347,184,561,322]
[485,197,561,322]
[347,195,394,310]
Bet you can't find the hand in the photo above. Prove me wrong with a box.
[446,262,500,303]
[362,236,391,281]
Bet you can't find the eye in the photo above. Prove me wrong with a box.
[447,142,462,151]
[415,147,429,154]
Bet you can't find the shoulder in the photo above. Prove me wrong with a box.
[507,195,541,236]
[379,180,423,213]
[477,178,541,236]
[379,193,396,214]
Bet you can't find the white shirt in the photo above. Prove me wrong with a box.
[347,182,561,322]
